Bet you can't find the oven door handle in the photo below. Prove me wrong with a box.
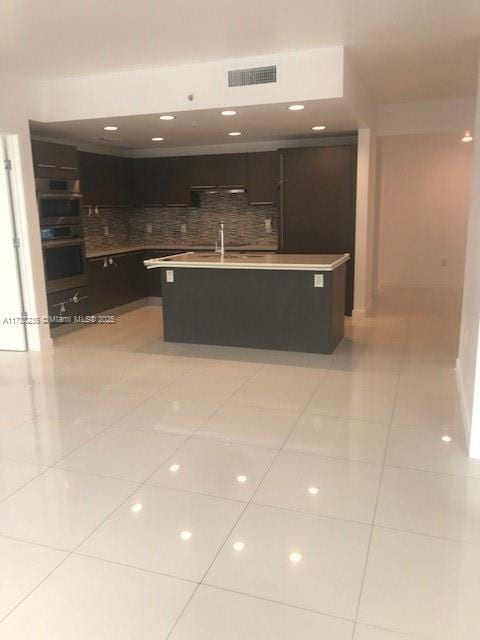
[42,239,85,248]
[38,193,83,200]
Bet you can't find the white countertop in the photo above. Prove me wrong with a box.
[86,244,277,258]
[144,251,350,271]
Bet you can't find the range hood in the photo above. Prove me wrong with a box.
[190,185,246,194]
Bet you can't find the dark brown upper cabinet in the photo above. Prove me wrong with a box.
[79,152,134,207]
[32,140,79,180]
[217,154,247,187]
[161,156,193,206]
[189,154,247,188]
[189,155,220,188]
[112,156,134,206]
[247,152,279,205]
[133,158,164,206]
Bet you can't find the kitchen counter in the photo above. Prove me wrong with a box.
[144,251,349,271]
[86,244,277,259]
[148,252,349,354]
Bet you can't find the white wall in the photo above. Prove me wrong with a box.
[375,132,473,289]
[354,128,377,316]
[38,48,345,122]
[0,73,50,351]
[457,64,480,458]
[378,98,476,136]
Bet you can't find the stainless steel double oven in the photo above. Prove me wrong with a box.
[38,178,87,294]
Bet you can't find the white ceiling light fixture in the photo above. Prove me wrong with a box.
[221,110,237,116]
[103,125,118,131]
[462,130,473,142]
[441,435,452,443]
[236,474,247,483]
[159,115,175,121]
[152,137,165,141]
[228,131,242,136]
[288,104,305,111]
[312,125,326,131]
[233,541,245,552]
[130,503,143,513]
[179,530,192,541]
[289,551,302,564]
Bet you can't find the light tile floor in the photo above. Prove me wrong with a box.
[0,286,478,639]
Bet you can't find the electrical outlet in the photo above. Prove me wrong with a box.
[180,224,187,234]
[146,222,153,234]
[314,273,324,288]
[166,270,174,283]
[265,218,272,233]
[103,225,109,236]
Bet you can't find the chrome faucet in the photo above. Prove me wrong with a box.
[215,221,225,257]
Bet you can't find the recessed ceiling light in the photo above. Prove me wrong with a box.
[221,110,237,116]
[289,551,302,564]
[169,463,180,472]
[288,104,305,111]
[228,131,242,136]
[180,530,192,541]
[441,435,452,443]
[103,125,118,131]
[130,503,143,513]
[233,541,245,552]
[312,125,326,131]
[462,130,473,142]
[152,137,165,142]
[159,115,175,121]
[308,486,319,495]
[236,474,247,483]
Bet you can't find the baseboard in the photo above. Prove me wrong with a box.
[352,308,367,320]
[455,358,472,451]
[352,298,373,320]
[378,281,460,290]
[147,296,162,306]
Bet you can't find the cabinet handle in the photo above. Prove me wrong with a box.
[102,258,108,269]
[59,166,77,171]
[37,163,56,169]
[249,201,275,205]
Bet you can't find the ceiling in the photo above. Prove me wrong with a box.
[2,0,480,104]
[30,99,359,151]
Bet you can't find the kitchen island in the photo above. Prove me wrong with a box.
[144,252,349,354]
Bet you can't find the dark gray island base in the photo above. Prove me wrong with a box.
[145,252,349,354]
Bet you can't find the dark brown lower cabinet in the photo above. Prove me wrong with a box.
[47,286,90,328]
[86,251,148,314]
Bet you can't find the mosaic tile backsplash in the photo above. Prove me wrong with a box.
[83,191,279,250]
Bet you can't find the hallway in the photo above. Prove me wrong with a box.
[0,286,478,639]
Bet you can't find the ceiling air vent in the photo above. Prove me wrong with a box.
[228,65,277,87]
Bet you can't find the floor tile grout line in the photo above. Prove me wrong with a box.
[199,582,358,626]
